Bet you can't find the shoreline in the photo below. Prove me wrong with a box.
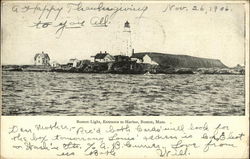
[2,64,245,75]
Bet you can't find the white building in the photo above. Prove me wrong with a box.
[131,54,159,65]
[142,55,159,65]
[50,61,60,67]
[121,21,133,57]
[68,58,79,67]
[34,51,50,65]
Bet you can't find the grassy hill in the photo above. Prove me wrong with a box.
[133,52,227,68]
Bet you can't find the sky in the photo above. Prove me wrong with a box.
[1,1,247,67]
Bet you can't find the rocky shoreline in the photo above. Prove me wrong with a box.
[2,62,245,75]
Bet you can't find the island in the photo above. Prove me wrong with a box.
[2,51,245,75]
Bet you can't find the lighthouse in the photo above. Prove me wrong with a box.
[122,21,133,57]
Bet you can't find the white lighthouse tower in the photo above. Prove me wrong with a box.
[122,21,133,57]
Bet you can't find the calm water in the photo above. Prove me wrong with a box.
[2,71,245,116]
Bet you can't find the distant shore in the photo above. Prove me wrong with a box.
[2,63,245,75]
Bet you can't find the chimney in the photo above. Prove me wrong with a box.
[100,51,102,54]
[105,51,107,53]
[132,49,135,55]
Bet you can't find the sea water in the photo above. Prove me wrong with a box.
[2,71,245,116]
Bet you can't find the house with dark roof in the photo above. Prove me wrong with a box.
[93,51,115,63]
[34,51,50,66]
[114,55,131,62]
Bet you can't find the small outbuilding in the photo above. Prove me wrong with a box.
[50,61,60,68]
[131,54,159,65]
[67,58,79,67]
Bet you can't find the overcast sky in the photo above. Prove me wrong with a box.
[2,1,247,67]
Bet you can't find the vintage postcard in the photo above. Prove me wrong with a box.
[1,0,249,158]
